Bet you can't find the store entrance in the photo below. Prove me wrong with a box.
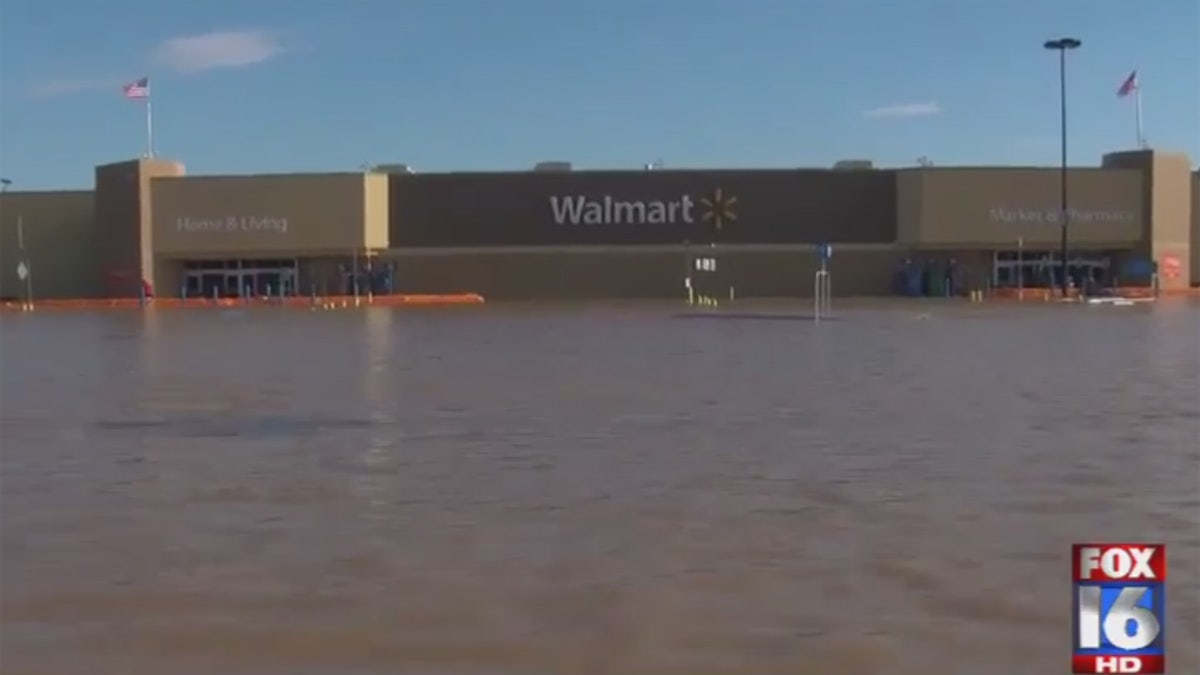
[992,250,1112,290]
[183,259,299,298]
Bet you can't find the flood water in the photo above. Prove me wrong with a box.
[2,300,1198,675]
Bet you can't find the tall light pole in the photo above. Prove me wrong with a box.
[1,179,12,247]
[1044,37,1081,295]
[0,177,32,306]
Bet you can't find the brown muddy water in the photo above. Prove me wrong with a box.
[1,299,1198,675]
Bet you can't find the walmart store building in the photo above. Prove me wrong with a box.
[0,148,1196,301]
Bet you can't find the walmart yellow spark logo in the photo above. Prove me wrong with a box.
[700,188,737,230]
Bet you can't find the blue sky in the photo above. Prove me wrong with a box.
[1,0,1197,189]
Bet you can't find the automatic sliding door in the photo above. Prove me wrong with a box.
[225,273,243,297]
[253,271,283,296]
[199,273,225,298]
[183,273,202,298]
[281,267,296,296]
[181,260,301,298]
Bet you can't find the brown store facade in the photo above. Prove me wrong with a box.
[0,149,1194,301]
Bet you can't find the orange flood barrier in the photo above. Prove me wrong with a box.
[988,286,1200,302]
[0,293,485,312]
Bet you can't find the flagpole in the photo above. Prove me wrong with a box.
[1134,86,1145,149]
[145,97,155,158]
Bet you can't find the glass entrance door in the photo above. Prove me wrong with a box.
[992,251,1111,289]
[248,268,295,296]
[182,259,299,298]
[197,272,225,298]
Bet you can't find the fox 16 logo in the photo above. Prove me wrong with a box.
[1072,544,1166,673]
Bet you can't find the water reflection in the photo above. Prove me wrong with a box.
[352,307,399,508]
[1,301,1197,675]
[136,306,165,376]
[363,306,396,410]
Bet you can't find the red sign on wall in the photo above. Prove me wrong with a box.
[1160,255,1181,279]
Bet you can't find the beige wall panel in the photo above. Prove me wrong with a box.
[151,174,370,255]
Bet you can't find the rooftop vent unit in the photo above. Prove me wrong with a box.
[373,164,416,174]
[832,159,874,170]
[533,161,573,172]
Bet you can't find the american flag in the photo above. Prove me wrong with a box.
[122,77,149,99]
[1116,70,1138,98]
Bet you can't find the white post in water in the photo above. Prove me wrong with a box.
[682,241,693,305]
[1017,236,1024,301]
[16,215,33,310]
[351,248,360,306]
[814,243,832,323]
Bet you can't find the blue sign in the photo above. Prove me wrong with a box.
[1122,259,1156,277]
[817,243,833,262]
